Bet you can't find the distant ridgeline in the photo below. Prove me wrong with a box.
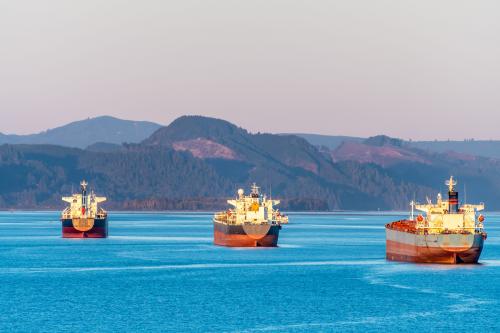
[1,115,500,210]
[0,116,161,148]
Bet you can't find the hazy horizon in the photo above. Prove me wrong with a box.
[1,1,499,140]
[1,114,499,142]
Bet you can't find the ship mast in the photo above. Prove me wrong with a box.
[251,183,259,195]
[446,176,456,193]
[81,180,88,216]
[445,176,459,213]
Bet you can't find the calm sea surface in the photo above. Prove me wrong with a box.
[1,211,500,332]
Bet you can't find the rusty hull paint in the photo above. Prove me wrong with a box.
[386,220,485,264]
[213,220,280,247]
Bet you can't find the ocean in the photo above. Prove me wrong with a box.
[0,211,499,332]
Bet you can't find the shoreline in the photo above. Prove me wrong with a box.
[0,209,411,215]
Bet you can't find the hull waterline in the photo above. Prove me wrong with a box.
[386,222,485,264]
[61,218,108,238]
[213,220,280,247]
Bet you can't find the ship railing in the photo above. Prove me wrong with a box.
[61,211,107,219]
[95,212,107,219]
[214,213,237,224]
[61,208,72,219]
[272,213,289,224]
[243,221,272,225]
[270,218,288,225]
[215,215,274,225]
[415,226,479,234]
[415,225,477,230]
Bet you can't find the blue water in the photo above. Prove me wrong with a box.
[0,211,500,332]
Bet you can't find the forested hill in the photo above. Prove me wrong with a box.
[295,133,500,160]
[0,116,161,148]
[1,116,500,211]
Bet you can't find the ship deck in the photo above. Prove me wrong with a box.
[386,220,417,233]
[386,219,481,236]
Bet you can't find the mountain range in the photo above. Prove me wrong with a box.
[0,116,161,148]
[3,116,499,158]
[296,133,500,160]
[1,115,500,211]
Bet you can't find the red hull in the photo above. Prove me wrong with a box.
[386,239,482,264]
[386,220,485,264]
[213,229,279,247]
[61,217,107,238]
[213,220,281,247]
[62,226,107,238]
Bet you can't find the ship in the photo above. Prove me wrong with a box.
[60,180,108,238]
[213,184,288,247]
[386,177,487,264]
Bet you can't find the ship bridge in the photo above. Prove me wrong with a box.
[413,177,484,234]
[62,180,107,220]
[217,184,287,225]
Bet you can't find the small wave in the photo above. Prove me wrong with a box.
[0,236,58,240]
[479,259,500,266]
[288,224,384,229]
[109,236,211,242]
[0,259,384,275]
[0,222,50,225]
[70,259,383,271]
[123,224,211,228]
[229,310,437,332]
[363,265,496,318]
[276,244,302,248]
[448,298,493,313]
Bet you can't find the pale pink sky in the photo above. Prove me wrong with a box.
[1,1,499,139]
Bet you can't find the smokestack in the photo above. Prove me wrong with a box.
[445,176,459,213]
[448,189,459,213]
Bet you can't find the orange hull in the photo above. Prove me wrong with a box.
[62,227,107,238]
[213,229,279,247]
[61,218,108,238]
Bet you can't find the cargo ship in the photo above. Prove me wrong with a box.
[386,177,486,264]
[60,180,108,238]
[213,184,288,247]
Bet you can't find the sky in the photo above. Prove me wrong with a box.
[1,1,499,139]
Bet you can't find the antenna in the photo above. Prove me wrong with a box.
[464,183,467,204]
[445,176,457,192]
[80,180,88,192]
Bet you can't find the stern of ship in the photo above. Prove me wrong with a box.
[62,217,108,238]
[213,218,280,247]
[386,221,485,264]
